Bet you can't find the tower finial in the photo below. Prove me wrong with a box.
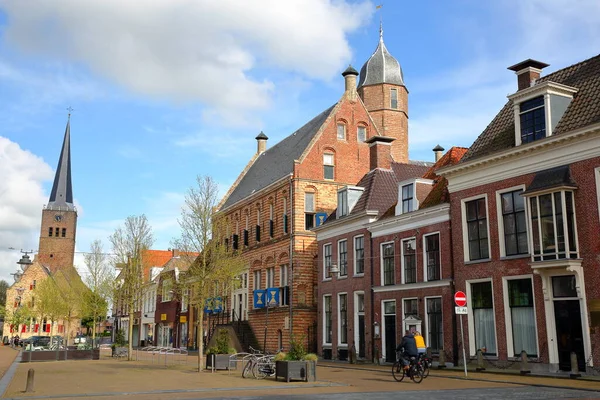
[67,106,73,121]
[376,4,383,40]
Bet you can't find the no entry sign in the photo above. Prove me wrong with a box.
[454,291,467,307]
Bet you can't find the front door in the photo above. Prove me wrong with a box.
[384,315,396,363]
[358,315,365,358]
[554,300,585,371]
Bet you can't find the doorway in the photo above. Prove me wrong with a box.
[383,300,396,363]
[355,292,365,359]
[554,300,585,371]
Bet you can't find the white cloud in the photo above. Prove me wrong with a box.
[0,137,53,282]
[1,0,373,122]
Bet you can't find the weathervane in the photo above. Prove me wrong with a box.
[376,4,383,39]
[67,106,74,120]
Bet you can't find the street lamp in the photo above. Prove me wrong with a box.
[330,262,339,278]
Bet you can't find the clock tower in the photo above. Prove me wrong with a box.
[37,114,77,273]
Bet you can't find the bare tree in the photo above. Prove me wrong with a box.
[83,240,113,347]
[110,215,154,360]
[172,175,246,372]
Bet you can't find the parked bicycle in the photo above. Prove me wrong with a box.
[252,354,277,379]
[241,346,263,379]
[392,351,424,383]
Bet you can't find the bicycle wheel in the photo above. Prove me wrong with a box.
[242,359,254,379]
[411,364,424,383]
[252,359,269,379]
[422,362,430,379]
[392,361,405,382]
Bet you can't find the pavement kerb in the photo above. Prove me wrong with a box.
[319,361,600,392]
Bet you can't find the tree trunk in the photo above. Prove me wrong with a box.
[65,314,70,347]
[92,311,97,348]
[128,303,134,361]
[197,310,204,372]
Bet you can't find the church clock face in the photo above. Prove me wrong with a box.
[54,214,63,222]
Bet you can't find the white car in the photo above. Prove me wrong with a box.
[74,336,87,344]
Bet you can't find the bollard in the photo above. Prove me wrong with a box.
[570,352,581,379]
[349,344,356,364]
[520,351,530,375]
[437,349,446,369]
[25,368,34,393]
[476,349,486,372]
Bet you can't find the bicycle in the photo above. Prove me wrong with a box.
[252,354,276,379]
[241,346,263,379]
[392,352,424,383]
[418,352,432,379]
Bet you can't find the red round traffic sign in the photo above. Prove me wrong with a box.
[454,291,467,307]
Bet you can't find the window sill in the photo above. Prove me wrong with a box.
[464,258,492,265]
[353,273,365,278]
[322,278,332,282]
[336,275,349,280]
[499,254,530,261]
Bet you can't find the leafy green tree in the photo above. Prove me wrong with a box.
[110,215,154,360]
[35,276,68,341]
[172,175,246,372]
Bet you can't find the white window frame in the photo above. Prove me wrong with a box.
[353,291,365,357]
[466,278,498,356]
[401,297,419,333]
[161,280,172,302]
[266,267,274,288]
[338,292,348,347]
[353,235,365,276]
[181,288,188,312]
[502,274,539,358]
[323,294,332,345]
[279,264,288,287]
[461,194,491,262]
[380,241,395,286]
[424,296,443,353]
[338,239,348,278]
[323,242,332,281]
[422,231,441,282]
[337,189,348,217]
[323,153,335,180]
[496,185,529,258]
[401,237,417,284]
[254,270,262,290]
[401,182,415,214]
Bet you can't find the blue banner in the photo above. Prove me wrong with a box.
[266,287,280,306]
[253,290,266,309]
[315,212,328,227]
[213,296,223,313]
[204,298,213,314]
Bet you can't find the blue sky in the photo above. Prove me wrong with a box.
[1,0,599,282]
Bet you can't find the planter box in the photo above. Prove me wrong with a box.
[275,360,316,382]
[21,349,100,362]
[206,354,234,370]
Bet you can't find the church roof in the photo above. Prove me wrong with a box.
[357,28,404,88]
[47,116,74,211]
[220,104,336,209]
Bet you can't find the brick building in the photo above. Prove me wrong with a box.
[215,30,411,352]
[2,115,83,344]
[439,55,600,372]
[315,141,465,364]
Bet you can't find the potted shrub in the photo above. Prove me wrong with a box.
[275,335,317,382]
[205,329,236,370]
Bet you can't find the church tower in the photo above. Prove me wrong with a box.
[37,114,77,273]
[357,24,409,163]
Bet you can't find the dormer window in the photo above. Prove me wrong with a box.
[337,186,365,218]
[519,96,546,143]
[401,183,414,213]
[509,81,578,147]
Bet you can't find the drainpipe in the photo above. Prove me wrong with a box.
[448,216,458,366]
[370,230,376,363]
[288,173,294,342]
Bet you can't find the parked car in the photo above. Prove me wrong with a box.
[74,335,87,344]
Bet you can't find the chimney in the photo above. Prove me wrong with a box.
[366,136,396,170]
[342,65,359,98]
[507,59,550,91]
[255,131,268,155]
[432,144,444,162]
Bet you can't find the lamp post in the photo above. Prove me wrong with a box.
[263,290,277,353]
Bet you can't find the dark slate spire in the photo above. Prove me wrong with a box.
[47,114,74,210]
